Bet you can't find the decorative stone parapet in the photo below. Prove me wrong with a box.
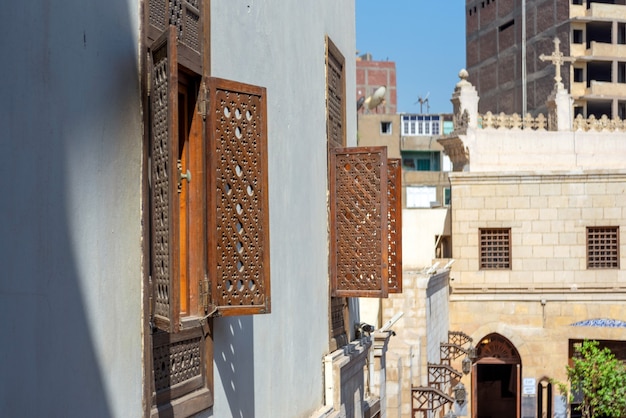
[479,112,547,130]
[573,114,626,131]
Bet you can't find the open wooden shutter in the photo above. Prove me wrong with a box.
[387,159,402,293]
[206,77,271,316]
[150,27,181,333]
[330,147,389,298]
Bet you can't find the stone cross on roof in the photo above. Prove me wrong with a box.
[539,37,575,87]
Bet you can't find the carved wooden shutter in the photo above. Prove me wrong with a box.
[387,159,403,293]
[330,147,389,298]
[206,77,271,316]
[147,0,203,74]
[150,27,181,333]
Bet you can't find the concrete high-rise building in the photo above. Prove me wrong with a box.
[466,0,626,118]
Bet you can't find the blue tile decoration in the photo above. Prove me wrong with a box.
[571,318,626,328]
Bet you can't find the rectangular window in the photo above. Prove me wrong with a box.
[381,121,392,135]
[402,151,441,172]
[499,20,514,32]
[418,121,424,135]
[574,67,584,83]
[619,23,626,45]
[406,186,437,209]
[479,228,511,269]
[619,62,626,84]
[573,29,583,44]
[572,0,583,5]
[587,226,619,269]
[432,121,440,135]
[444,187,451,206]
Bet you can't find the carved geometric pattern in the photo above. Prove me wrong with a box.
[153,333,202,392]
[411,386,453,416]
[330,147,388,297]
[169,0,201,54]
[428,363,462,392]
[387,159,402,293]
[149,0,201,54]
[150,30,179,333]
[587,226,619,269]
[208,78,270,315]
[440,343,470,365]
[448,331,473,347]
[476,333,521,363]
[149,0,168,32]
[326,39,345,147]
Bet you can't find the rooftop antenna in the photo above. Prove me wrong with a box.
[415,92,430,113]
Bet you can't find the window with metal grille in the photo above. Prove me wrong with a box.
[587,226,619,269]
[479,228,511,269]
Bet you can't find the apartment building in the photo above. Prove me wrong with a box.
[466,0,626,118]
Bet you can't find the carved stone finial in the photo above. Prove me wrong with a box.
[456,69,471,88]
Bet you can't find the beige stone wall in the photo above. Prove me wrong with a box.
[450,171,626,289]
[382,271,452,418]
[448,169,626,415]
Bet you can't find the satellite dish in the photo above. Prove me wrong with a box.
[357,96,365,111]
[367,86,387,110]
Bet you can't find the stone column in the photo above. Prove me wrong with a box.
[546,84,573,131]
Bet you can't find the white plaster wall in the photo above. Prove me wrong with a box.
[209,2,355,417]
[425,273,450,365]
[464,129,626,172]
[0,2,143,417]
[402,208,450,269]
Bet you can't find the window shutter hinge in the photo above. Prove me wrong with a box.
[148,274,155,333]
[146,51,153,97]
[200,274,210,312]
[198,81,208,120]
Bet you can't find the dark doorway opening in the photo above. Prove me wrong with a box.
[476,364,517,418]
[473,333,521,418]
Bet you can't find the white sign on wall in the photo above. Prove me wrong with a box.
[522,378,536,395]
[406,186,437,208]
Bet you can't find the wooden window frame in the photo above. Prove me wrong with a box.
[479,228,511,270]
[586,226,619,269]
[144,2,270,416]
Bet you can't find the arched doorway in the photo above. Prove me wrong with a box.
[472,333,521,418]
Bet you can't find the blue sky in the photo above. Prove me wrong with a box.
[356,0,466,114]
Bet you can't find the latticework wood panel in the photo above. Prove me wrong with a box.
[149,0,201,55]
[387,159,402,293]
[153,333,202,392]
[330,147,388,298]
[207,78,270,316]
[150,28,180,333]
[587,226,619,269]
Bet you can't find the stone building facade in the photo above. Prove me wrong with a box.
[438,69,626,418]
